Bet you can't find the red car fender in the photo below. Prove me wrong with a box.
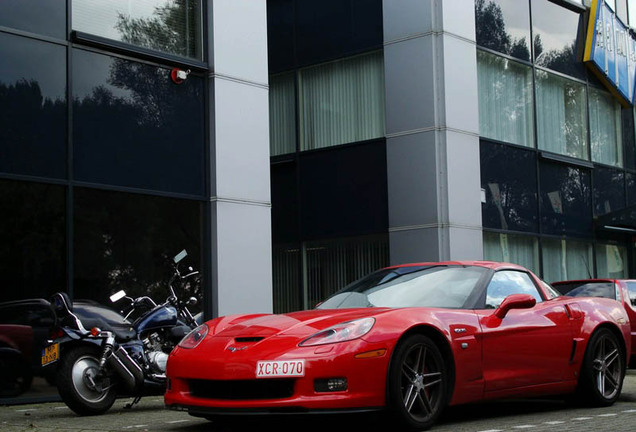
[0,324,33,358]
[360,308,484,405]
[566,297,631,367]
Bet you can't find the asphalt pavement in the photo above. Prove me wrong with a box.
[1,371,635,432]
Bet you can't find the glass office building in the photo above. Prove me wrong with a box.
[1,0,635,402]
[268,0,636,311]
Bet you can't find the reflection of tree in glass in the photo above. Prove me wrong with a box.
[481,144,537,232]
[115,0,200,59]
[71,3,204,307]
[475,0,530,60]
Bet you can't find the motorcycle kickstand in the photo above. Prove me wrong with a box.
[124,396,142,409]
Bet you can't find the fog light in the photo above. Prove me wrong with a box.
[314,378,348,392]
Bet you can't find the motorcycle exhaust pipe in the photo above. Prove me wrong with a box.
[106,346,144,393]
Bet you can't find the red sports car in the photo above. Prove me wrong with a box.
[552,278,636,367]
[165,261,631,431]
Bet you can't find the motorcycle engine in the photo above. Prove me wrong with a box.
[147,350,169,373]
[144,332,170,374]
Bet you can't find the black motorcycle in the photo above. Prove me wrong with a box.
[44,250,201,415]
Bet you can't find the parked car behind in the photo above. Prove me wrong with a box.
[0,297,130,398]
[552,278,636,367]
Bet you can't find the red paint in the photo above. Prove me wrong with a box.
[165,262,631,415]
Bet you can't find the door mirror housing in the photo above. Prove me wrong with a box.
[494,294,536,319]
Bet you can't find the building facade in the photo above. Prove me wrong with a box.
[0,1,272,319]
[1,0,636,401]
[268,0,636,312]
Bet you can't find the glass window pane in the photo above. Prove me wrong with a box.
[617,0,628,23]
[478,51,534,147]
[486,271,542,309]
[72,0,203,60]
[269,73,296,156]
[593,166,625,217]
[273,244,301,313]
[630,0,636,26]
[0,34,67,179]
[475,0,531,61]
[628,172,636,205]
[0,0,66,39]
[480,141,538,232]
[483,232,539,275]
[542,238,593,283]
[590,87,623,167]
[300,52,385,150]
[539,161,592,237]
[305,235,389,309]
[72,49,205,195]
[0,180,66,302]
[596,243,629,278]
[536,70,588,160]
[73,188,201,308]
[532,0,586,78]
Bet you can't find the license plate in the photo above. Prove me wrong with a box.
[41,343,59,366]
[256,360,305,378]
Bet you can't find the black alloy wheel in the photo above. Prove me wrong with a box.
[387,334,448,431]
[578,328,625,406]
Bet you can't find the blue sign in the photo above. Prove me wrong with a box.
[584,0,636,106]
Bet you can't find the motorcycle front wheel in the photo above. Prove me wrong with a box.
[57,346,117,415]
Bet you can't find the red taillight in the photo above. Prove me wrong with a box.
[90,327,102,337]
[49,328,65,340]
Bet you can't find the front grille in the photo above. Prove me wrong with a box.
[189,379,295,400]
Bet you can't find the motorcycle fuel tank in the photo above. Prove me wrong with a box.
[134,305,178,334]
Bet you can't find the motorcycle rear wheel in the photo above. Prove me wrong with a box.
[57,346,117,415]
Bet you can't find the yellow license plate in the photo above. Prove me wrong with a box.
[41,343,59,366]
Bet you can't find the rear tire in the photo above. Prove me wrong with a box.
[57,346,117,415]
[577,328,625,407]
[386,334,448,431]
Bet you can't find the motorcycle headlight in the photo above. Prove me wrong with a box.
[299,317,375,347]
[179,324,208,349]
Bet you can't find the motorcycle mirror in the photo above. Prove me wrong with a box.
[187,297,198,306]
[174,249,188,264]
[110,290,127,303]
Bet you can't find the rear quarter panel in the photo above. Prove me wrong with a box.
[567,297,631,367]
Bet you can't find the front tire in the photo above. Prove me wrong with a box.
[577,328,625,406]
[386,334,448,431]
[57,346,117,415]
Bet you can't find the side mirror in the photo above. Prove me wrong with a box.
[110,290,127,303]
[494,294,536,319]
[174,249,188,264]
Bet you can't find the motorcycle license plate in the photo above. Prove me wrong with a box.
[41,343,59,366]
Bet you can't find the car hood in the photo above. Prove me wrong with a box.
[209,307,392,340]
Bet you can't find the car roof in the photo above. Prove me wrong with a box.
[386,261,528,272]
[553,279,636,285]
[0,298,50,308]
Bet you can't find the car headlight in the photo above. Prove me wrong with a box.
[178,324,209,349]
[299,317,375,347]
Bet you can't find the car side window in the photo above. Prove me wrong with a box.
[485,271,543,309]
[626,282,636,308]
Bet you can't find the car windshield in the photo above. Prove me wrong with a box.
[317,265,488,309]
[554,281,616,300]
